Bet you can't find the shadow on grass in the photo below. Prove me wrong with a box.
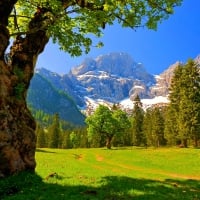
[0,172,199,200]
[36,149,56,154]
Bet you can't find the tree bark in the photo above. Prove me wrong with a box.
[106,136,113,149]
[0,2,49,177]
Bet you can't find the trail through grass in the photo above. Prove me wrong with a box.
[0,147,200,199]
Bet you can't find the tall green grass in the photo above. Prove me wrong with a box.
[0,147,200,200]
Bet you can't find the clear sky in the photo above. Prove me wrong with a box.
[36,0,200,75]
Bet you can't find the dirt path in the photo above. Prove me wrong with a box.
[94,154,200,180]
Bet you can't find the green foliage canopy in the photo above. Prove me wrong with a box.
[9,0,182,56]
[86,104,130,148]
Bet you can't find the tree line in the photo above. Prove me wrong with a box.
[36,60,200,149]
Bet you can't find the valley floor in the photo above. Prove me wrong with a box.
[1,147,200,200]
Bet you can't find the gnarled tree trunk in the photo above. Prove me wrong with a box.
[0,1,49,177]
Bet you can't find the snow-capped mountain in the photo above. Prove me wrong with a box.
[28,52,200,116]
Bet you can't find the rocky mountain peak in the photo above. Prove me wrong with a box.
[31,53,200,115]
[71,52,151,80]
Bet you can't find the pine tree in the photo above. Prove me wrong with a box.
[143,108,153,146]
[131,95,145,146]
[178,60,200,147]
[164,106,179,146]
[48,113,61,148]
[151,107,165,147]
[167,60,200,147]
[62,130,71,149]
[36,124,46,148]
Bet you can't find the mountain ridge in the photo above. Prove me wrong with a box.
[28,52,200,118]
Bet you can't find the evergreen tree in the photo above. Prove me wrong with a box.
[178,60,200,147]
[36,124,46,148]
[168,60,200,147]
[131,95,145,146]
[151,107,165,147]
[62,130,71,149]
[48,113,61,148]
[143,107,165,147]
[165,64,183,145]
[143,108,153,146]
[164,106,179,146]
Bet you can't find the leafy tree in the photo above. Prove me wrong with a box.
[131,95,145,146]
[0,0,182,176]
[86,104,130,149]
[86,105,115,149]
[70,131,79,148]
[112,108,131,147]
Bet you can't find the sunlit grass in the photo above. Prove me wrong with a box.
[1,147,200,200]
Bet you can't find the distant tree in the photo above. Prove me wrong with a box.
[112,108,131,147]
[143,108,153,146]
[86,105,115,149]
[61,130,71,149]
[131,95,145,146]
[164,106,179,146]
[48,113,61,148]
[166,64,183,145]
[78,127,88,148]
[86,104,130,149]
[70,131,79,148]
[143,107,165,147]
[151,107,165,147]
[36,124,46,148]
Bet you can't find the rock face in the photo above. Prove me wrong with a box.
[70,53,155,102]
[150,62,180,97]
[35,53,156,108]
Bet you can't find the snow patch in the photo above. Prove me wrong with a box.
[120,96,169,110]
[134,85,144,89]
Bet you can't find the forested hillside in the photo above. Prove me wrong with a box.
[27,73,85,125]
[35,59,200,149]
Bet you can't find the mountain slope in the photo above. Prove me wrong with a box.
[31,52,200,116]
[27,73,85,125]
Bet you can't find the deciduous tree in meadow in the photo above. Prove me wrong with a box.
[86,104,130,149]
[0,0,182,176]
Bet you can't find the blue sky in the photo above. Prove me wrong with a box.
[36,0,200,75]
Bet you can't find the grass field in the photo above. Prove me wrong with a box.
[0,147,200,200]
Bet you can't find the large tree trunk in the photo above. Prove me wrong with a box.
[0,2,49,177]
[106,136,113,149]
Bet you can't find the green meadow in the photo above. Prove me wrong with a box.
[1,147,200,200]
